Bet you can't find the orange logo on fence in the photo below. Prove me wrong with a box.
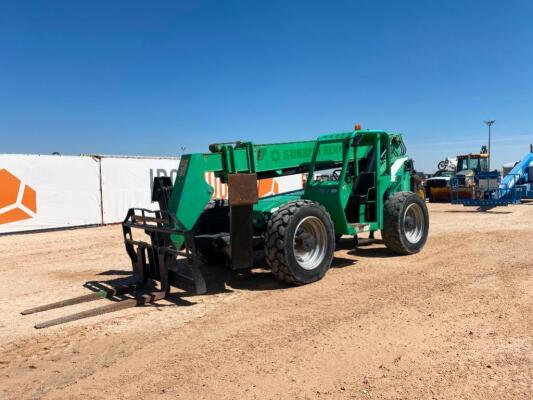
[205,173,279,199]
[258,178,279,197]
[0,169,37,225]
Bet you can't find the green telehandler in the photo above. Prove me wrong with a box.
[23,128,429,328]
[122,128,429,292]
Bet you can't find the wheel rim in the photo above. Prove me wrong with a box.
[293,216,328,270]
[404,203,424,244]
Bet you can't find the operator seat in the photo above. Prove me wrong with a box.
[345,172,376,223]
[351,172,375,202]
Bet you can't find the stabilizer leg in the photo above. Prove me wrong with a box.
[133,246,148,290]
[188,258,207,295]
[184,231,207,295]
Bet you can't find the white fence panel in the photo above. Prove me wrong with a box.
[1,153,306,233]
[0,155,101,233]
[100,157,180,224]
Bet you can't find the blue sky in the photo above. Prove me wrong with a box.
[1,0,532,172]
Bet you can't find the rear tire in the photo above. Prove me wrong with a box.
[265,200,335,284]
[382,192,429,255]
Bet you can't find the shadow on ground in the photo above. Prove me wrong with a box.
[97,269,132,276]
[43,241,383,328]
[348,246,397,258]
[443,209,512,214]
[83,249,361,301]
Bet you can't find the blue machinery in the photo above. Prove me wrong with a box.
[501,152,533,198]
[452,151,533,208]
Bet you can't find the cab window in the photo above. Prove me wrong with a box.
[468,158,480,171]
[457,158,468,172]
[479,157,488,171]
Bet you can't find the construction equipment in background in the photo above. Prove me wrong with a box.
[500,147,533,199]
[23,127,429,328]
[452,147,533,208]
[428,149,489,202]
[450,151,490,199]
[425,156,457,202]
[426,169,455,202]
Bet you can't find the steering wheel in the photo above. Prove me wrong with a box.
[331,169,341,180]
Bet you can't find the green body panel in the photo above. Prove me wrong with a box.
[168,154,215,248]
[165,130,412,249]
[304,179,352,233]
[254,190,304,212]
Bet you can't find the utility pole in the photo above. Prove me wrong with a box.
[484,120,495,170]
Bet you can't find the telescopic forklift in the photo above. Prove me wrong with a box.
[23,128,429,328]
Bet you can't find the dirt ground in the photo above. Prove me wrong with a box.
[0,202,531,399]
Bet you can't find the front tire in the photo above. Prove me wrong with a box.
[382,192,429,255]
[265,200,335,284]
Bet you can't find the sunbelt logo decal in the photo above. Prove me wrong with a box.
[0,169,37,225]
